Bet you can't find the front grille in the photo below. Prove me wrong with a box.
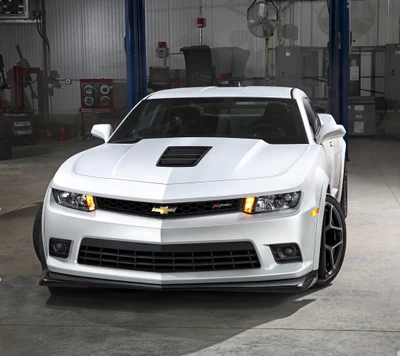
[96,197,241,218]
[157,146,212,167]
[78,239,261,273]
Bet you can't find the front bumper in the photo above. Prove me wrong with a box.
[40,269,318,293]
[42,177,323,290]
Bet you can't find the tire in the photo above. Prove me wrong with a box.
[340,163,348,218]
[315,195,347,288]
[32,205,46,269]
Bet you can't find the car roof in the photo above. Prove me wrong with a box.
[147,86,294,100]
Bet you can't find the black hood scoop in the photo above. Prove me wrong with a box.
[157,146,212,167]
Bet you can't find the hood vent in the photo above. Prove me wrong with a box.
[157,146,212,167]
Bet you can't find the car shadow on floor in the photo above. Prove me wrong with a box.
[2,203,323,355]
[44,286,322,355]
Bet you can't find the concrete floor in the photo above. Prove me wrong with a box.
[1,138,400,356]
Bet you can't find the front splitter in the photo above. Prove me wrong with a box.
[40,269,317,293]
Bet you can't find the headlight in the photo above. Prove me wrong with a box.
[53,189,96,212]
[243,192,301,214]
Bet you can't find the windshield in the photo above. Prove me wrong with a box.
[109,97,308,145]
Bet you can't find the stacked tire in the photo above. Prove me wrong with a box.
[0,119,12,160]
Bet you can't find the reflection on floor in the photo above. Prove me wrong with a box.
[1,137,400,356]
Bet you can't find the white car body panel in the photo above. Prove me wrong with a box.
[74,138,309,184]
[146,86,294,99]
[40,87,346,291]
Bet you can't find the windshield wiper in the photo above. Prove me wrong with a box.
[110,138,142,144]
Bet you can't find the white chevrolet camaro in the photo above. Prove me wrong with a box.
[33,87,348,294]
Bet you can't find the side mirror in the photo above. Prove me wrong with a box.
[318,113,335,125]
[91,124,113,142]
[316,124,346,145]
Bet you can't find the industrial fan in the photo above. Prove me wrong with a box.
[247,1,279,39]
[318,0,375,39]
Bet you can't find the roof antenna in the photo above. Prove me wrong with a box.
[238,82,241,87]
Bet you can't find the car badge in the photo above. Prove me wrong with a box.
[152,206,177,215]
[212,203,233,209]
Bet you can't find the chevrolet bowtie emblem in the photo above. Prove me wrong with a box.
[152,206,177,215]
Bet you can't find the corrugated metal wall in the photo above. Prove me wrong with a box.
[45,0,127,114]
[0,0,126,115]
[1,0,266,116]
[145,0,266,79]
[1,0,400,115]
[0,24,42,68]
[0,22,43,112]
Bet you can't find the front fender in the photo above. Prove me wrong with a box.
[336,140,347,202]
[312,167,330,270]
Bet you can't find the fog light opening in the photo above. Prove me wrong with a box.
[270,243,302,264]
[49,238,71,259]
[53,242,66,253]
[283,247,295,257]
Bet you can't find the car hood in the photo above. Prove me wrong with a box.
[74,138,308,184]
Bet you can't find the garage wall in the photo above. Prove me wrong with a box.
[45,0,127,115]
[0,0,127,117]
[1,0,267,117]
[146,0,266,79]
[283,0,400,48]
[0,0,399,118]
[263,0,400,98]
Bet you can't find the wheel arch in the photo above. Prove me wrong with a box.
[311,167,331,270]
[40,181,54,262]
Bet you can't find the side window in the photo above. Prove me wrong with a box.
[303,98,320,135]
[309,101,322,133]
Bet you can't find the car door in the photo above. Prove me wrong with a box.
[303,98,337,192]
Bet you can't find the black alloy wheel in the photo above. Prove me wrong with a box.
[315,195,347,287]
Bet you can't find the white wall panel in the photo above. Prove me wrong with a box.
[1,0,400,114]
[145,0,266,78]
[46,0,85,114]
[0,0,126,115]
[146,0,199,70]
[46,0,126,114]
[205,0,266,78]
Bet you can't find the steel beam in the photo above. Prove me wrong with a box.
[125,0,147,110]
[340,0,350,160]
[328,0,350,160]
